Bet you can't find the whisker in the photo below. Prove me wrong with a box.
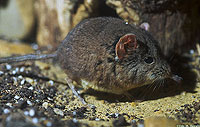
[153,79,165,95]
[138,86,148,99]
[157,80,162,90]
[147,80,159,98]
[159,79,165,89]
[160,79,164,88]
[138,78,168,100]
[152,81,158,92]
[139,82,154,99]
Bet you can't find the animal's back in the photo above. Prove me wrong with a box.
[56,17,128,78]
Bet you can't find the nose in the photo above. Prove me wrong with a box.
[171,74,183,83]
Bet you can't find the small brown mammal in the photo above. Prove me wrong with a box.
[0,17,179,95]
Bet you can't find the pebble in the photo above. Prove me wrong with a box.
[3,109,10,114]
[42,102,49,109]
[95,118,100,121]
[73,118,78,123]
[32,117,38,123]
[19,98,24,101]
[24,111,29,116]
[6,64,12,70]
[48,80,54,85]
[0,71,4,75]
[12,77,17,82]
[47,97,53,101]
[115,113,119,117]
[73,111,77,116]
[53,108,64,116]
[6,103,12,107]
[28,86,34,90]
[46,121,52,127]
[106,113,120,118]
[29,109,35,116]
[20,67,25,72]
[33,79,37,85]
[25,78,34,84]
[14,95,20,100]
[115,56,119,61]
[27,100,33,106]
[15,67,19,72]
[77,90,81,94]
[18,75,23,79]
[12,70,17,75]
[20,79,25,85]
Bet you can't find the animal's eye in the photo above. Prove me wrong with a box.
[144,57,154,64]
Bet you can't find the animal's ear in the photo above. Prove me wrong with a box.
[115,34,138,59]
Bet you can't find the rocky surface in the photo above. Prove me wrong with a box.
[0,41,200,126]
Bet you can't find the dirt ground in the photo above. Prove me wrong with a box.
[0,40,200,127]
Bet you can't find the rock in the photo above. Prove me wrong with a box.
[112,115,130,127]
[53,108,64,116]
[144,116,180,127]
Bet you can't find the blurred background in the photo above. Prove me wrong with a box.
[0,0,200,57]
[0,1,200,126]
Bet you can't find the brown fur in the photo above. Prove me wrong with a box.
[56,17,171,94]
